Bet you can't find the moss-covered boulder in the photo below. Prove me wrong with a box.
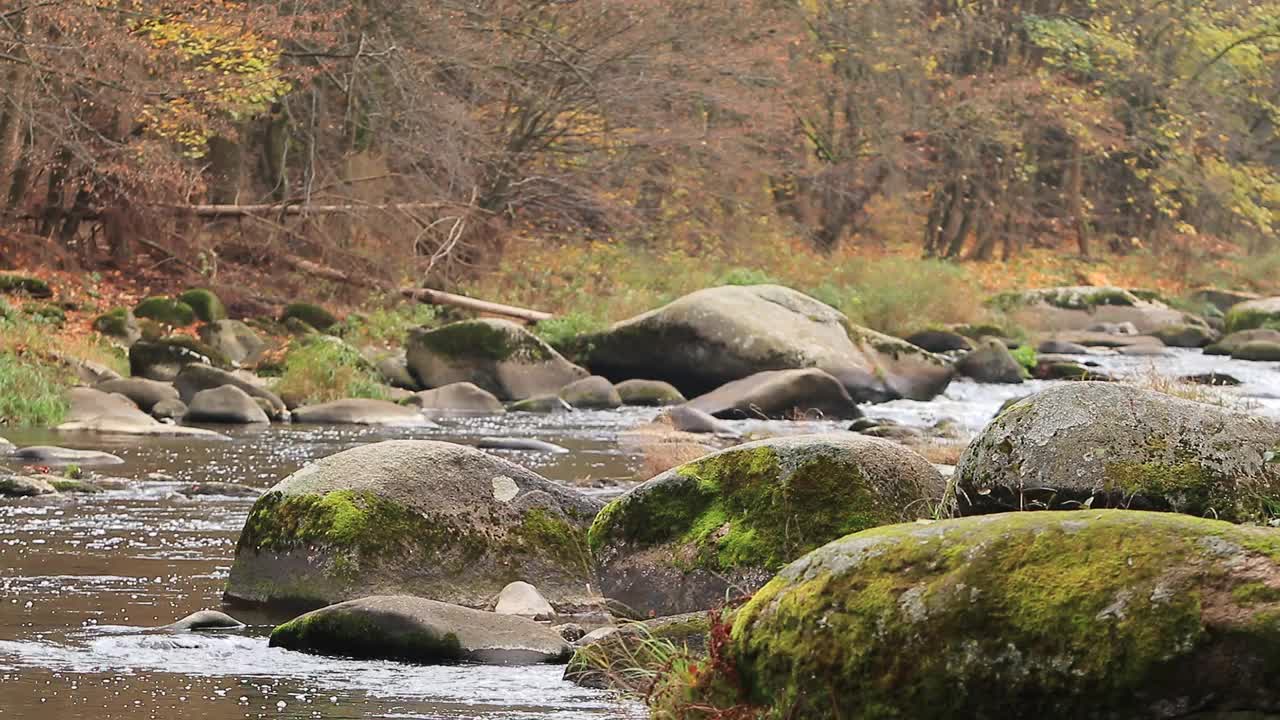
[685,368,861,420]
[280,303,337,332]
[989,286,1199,334]
[128,337,221,381]
[589,434,946,616]
[558,375,622,410]
[224,440,603,612]
[0,273,52,298]
[1225,296,1280,333]
[197,319,264,366]
[615,379,685,406]
[92,308,141,345]
[133,297,196,327]
[680,511,1280,720]
[269,595,571,665]
[1233,341,1280,362]
[576,285,953,402]
[1153,322,1217,348]
[952,382,1280,522]
[178,288,226,323]
[1206,328,1280,355]
[955,338,1025,384]
[406,319,588,401]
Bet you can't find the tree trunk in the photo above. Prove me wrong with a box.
[1067,140,1091,258]
[0,13,30,206]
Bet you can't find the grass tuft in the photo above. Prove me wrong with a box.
[274,339,388,406]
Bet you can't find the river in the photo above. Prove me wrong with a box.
[2,348,1278,719]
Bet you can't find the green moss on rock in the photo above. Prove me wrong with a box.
[0,273,52,298]
[93,308,132,336]
[134,297,196,327]
[280,303,337,331]
[687,511,1280,719]
[178,288,226,322]
[269,609,463,662]
[417,320,553,363]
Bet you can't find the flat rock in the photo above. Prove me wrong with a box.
[57,387,226,438]
[165,610,244,631]
[614,379,685,406]
[406,382,505,414]
[685,368,861,420]
[269,595,572,665]
[10,445,124,467]
[290,398,433,425]
[0,474,58,497]
[477,437,570,454]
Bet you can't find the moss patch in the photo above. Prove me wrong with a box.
[134,297,196,327]
[281,303,337,331]
[1226,306,1280,334]
[92,308,133,337]
[514,508,592,572]
[0,274,52,298]
[178,288,226,322]
[415,320,554,363]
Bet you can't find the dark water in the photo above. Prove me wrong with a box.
[2,348,1279,719]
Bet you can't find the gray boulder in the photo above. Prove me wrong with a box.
[1190,287,1262,313]
[406,382,505,414]
[373,352,420,390]
[11,446,123,466]
[174,364,286,419]
[198,320,266,366]
[1153,323,1217,348]
[1036,339,1089,354]
[494,581,556,620]
[151,398,187,420]
[1233,341,1280,362]
[1225,296,1280,333]
[185,386,270,424]
[94,378,180,414]
[992,286,1199,334]
[225,440,602,611]
[57,387,225,437]
[269,595,571,665]
[165,610,244,631]
[128,338,218,381]
[1206,328,1280,355]
[657,406,738,436]
[477,437,570,454]
[559,376,622,410]
[576,285,953,402]
[955,338,1025,384]
[291,398,432,425]
[406,319,588,401]
[685,368,861,420]
[702,510,1280,719]
[614,379,685,406]
[589,434,946,616]
[904,330,973,353]
[952,382,1280,521]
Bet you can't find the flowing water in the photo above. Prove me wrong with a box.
[2,348,1279,719]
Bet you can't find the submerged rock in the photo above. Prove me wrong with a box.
[269,595,571,665]
[494,581,556,620]
[509,395,572,414]
[10,445,124,467]
[0,474,58,497]
[405,382,505,414]
[576,285,953,402]
[175,482,264,498]
[165,609,244,631]
[589,434,946,616]
[614,379,685,407]
[406,319,587,401]
[685,368,861,420]
[952,382,1280,521]
[690,511,1280,720]
[290,398,431,426]
[559,376,622,410]
[224,440,602,611]
[476,437,570,454]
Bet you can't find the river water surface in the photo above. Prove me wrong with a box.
[2,349,1279,719]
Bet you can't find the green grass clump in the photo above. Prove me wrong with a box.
[534,312,607,352]
[0,350,69,426]
[336,303,439,346]
[274,338,388,405]
[718,267,777,286]
[1010,345,1037,374]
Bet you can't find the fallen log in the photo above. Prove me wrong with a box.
[400,287,553,324]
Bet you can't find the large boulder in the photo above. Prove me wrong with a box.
[94,378,179,414]
[197,320,265,366]
[954,338,1025,384]
[1206,328,1280,355]
[56,387,224,437]
[1233,341,1280,362]
[952,382,1280,521]
[589,434,946,616]
[685,368,861,420]
[224,440,602,611]
[269,595,571,665]
[290,398,431,426]
[1225,296,1280,333]
[559,376,622,410]
[406,319,588,401]
[576,285,953,402]
[1152,323,1216,348]
[685,511,1280,720]
[129,337,219,381]
[185,386,270,424]
[615,379,685,407]
[174,364,286,419]
[1190,287,1262,313]
[990,286,1199,334]
[405,382,505,414]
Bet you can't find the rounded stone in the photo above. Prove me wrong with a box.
[614,379,686,407]
[559,376,622,410]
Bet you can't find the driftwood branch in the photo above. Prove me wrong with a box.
[401,287,553,323]
[168,202,482,218]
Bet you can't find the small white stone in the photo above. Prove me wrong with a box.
[491,475,519,503]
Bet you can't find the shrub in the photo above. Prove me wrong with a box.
[273,338,387,405]
[1010,345,1037,373]
[841,258,984,337]
[337,303,439,346]
[535,312,607,352]
[0,349,69,426]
